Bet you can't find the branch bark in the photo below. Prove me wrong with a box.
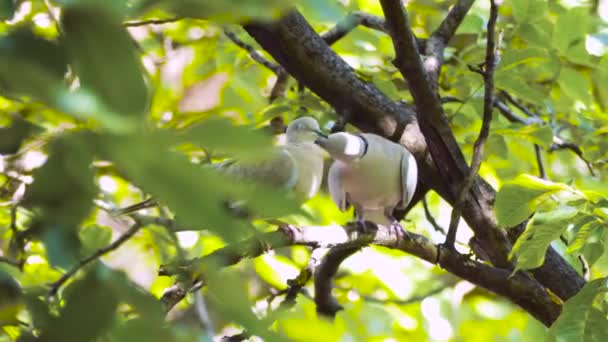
[240,5,584,320]
[160,223,561,326]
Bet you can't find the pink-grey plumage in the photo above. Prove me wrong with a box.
[316,132,418,227]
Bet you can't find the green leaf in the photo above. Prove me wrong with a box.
[509,207,578,271]
[253,254,299,290]
[497,47,549,73]
[455,13,484,34]
[61,5,150,117]
[79,225,112,254]
[39,266,119,342]
[0,269,22,326]
[22,133,96,267]
[176,117,274,160]
[567,216,601,253]
[549,278,608,342]
[0,0,15,21]
[160,0,291,22]
[23,133,96,226]
[552,9,589,54]
[0,28,68,103]
[558,68,592,106]
[495,175,572,227]
[95,131,301,241]
[493,123,553,147]
[0,116,42,155]
[494,73,547,105]
[511,0,547,24]
[206,268,289,341]
[515,21,553,48]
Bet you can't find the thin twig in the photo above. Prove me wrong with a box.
[223,29,284,75]
[269,70,289,102]
[501,91,538,118]
[422,197,446,234]
[445,0,500,248]
[48,220,144,296]
[534,144,547,179]
[124,17,183,27]
[341,281,455,306]
[549,138,596,176]
[321,11,388,45]
[494,99,543,125]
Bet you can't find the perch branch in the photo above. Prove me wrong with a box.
[159,222,560,325]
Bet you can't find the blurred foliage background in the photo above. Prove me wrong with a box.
[0,0,607,341]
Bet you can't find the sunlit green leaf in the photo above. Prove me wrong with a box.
[511,0,547,24]
[495,174,572,227]
[160,0,291,22]
[510,207,578,271]
[552,9,588,54]
[253,254,299,290]
[558,68,592,106]
[79,225,112,254]
[549,278,608,342]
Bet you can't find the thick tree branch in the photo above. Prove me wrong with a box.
[160,223,560,326]
[243,8,583,308]
[445,0,499,248]
[314,243,362,317]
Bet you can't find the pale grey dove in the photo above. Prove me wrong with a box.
[314,131,418,231]
[116,116,326,215]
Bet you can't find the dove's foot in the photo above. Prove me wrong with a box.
[388,219,409,240]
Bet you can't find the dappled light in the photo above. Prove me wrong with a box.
[0,0,607,341]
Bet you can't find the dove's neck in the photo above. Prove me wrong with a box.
[335,134,368,163]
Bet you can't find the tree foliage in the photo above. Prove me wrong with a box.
[0,0,607,341]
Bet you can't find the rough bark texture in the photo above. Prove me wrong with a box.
[240,5,585,325]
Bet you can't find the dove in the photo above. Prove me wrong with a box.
[218,116,326,201]
[314,131,418,232]
[116,116,326,215]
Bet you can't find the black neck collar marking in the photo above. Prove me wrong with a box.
[357,134,369,157]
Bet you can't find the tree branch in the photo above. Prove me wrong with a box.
[224,29,285,75]
[48,219,144,296]
[321,11,388,46]
[243,8,584,303]
[426,0,475,78]
[159,222,560,326]
[422,196,446,234]
[444,0,499,248]
[535,144,548,179]
[549,138,596,176]
[124,17,183,27]
[314,243,361,317]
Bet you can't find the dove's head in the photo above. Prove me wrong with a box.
[314,132,367,163]
[286,116,325,143]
